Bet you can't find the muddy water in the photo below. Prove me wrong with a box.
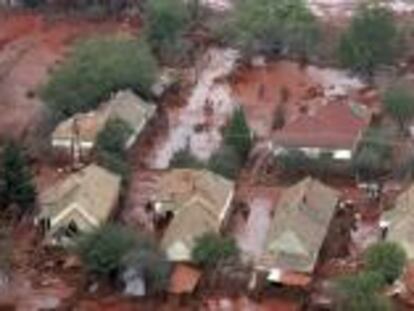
[151,48,239,169]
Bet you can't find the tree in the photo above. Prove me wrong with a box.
[144,0,191,61]
[208,145,242,180]
[122,241,171,294]
[336,271,391,311]
[0,142,36,213]
[352,146,384,181]
[170,148,205,169]
[192,232,239,268]
[222,0,319,56]
[96,118,132,158]
[338,3,397,78]
[276,149,310,175]
[383,86,414,133]
[95,118,133,178]
[22,0,44,8]
[42,37,158,120]
[223,108,252,161]
[75,224,137,277]
[364,242,407,284]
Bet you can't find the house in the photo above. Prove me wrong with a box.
[36,164,121,245]
[271,101,370,161]
[258,177,339,286]
[382,184,414,259]
[155,169,235,262]
[51,90,155,159]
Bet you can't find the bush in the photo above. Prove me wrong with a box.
[364,242,407,284]
[0,142,36,214]
[42,37,158,120]
[75,224,137,277]
[222,0,319,56]
[192,232,239,268]
[338,3,397,78]
[336,271,390,311]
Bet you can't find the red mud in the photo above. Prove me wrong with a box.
[0,11,131,140]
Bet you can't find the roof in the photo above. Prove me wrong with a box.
[106,90,156,132]
[272,102,370,150]
[261,178,339,274]
[52,90,155,146]
[39,164,121,231]
[168,264,202,294]
[383,184,414,259]
[52,109,109,144]
[159,169,235,261]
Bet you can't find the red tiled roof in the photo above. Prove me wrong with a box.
[273,102,370,150]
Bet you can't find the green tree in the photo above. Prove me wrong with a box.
[364,241,407,284]
[352,146,384,180]
[208,145,242,180]
[170,148,205,169]
[144,0,191,61]
[383,86,414,133]
[96,118,133,157]
[42,37,157,120]
[338,3,397,78]
[0,142,36,213]
[276,149,310,175]
[95,118,133,178]
[352,127,392,180]
[223,0,318,56]
[122,241,171,294]
[223,108,252,161]
[22,0,44,8]
[75,224,137,277]
[192,232,239,268]
[336,271,390,311]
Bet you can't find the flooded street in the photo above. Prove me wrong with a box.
[151,48,239,168]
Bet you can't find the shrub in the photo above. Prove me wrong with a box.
[338,3,397,78]
[364,242,407,284]
[192,232,239,268]
[75,224,137,277]
[42,37,158,120]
